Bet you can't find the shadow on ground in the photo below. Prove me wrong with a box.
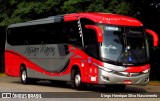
[12,80,147,93]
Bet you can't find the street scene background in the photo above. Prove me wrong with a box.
[1,0,160,80]
[0,0,160,100]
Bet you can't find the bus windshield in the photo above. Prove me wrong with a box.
[100,25,149,65]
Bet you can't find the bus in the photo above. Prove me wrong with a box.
[5,12,158,90]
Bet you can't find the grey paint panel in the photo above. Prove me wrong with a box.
[30,58,70,72]
[27,68,71,81]
[8,15,63,28]
[103,62,126,72]
[6,43,73,72]
[6,43,61,58]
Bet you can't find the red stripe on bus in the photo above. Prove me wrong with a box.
[5,50,70,76]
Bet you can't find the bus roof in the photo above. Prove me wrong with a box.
[64,12,143,26]
[8,15,64,28]
[8,12,143,28]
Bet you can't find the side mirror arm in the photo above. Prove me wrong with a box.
[145,29,159,47]
[85,25,103,42]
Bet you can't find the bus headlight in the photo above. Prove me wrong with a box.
[142,69,150,74]
[93,63,114,72]
[97,64,113,72]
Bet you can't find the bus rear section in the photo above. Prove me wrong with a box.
[5,12,159,90]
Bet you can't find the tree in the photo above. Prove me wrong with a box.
[0,0,21,26]
[1,0,160,26]
[61,0,131,15]
[0,0,133,26]
[0,0,65,26]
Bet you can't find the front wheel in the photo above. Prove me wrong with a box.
[20,67,30,84]
[71,69,83,89]
[74,73,81,87]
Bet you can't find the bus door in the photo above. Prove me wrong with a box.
[83,29,99,82]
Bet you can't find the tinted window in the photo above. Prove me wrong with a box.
[83,29,99,58]
[60,21,82,47]
[7,23,61,45]
[7,21,82,47]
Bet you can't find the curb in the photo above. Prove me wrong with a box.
[0,73,7,77]
[149,81,160,86]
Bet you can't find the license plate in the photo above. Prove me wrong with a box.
[123,80,132,84]
[91,76,96,81]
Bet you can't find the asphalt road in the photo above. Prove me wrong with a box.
[0,76,160,101]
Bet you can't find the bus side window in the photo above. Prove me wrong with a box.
[61,21,82,47]
[83,29,99,58]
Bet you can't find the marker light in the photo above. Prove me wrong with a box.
[96,64,113,72]
[142,69,150,74]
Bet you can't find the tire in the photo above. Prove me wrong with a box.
[20,66,30,84]
[71,69,83,89]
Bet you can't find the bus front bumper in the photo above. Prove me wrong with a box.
[98,68,150,86]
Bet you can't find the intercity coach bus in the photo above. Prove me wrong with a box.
[5,12,158,90]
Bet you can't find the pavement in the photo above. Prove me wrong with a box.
[0,76,160,101]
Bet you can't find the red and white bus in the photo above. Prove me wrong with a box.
[5,12,158,89]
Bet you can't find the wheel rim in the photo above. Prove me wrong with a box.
[75,74,81,86]
[22,70,26,82]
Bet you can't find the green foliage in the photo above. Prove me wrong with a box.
[62,0,84,13]
[0,0,65,26]
[108,1,131,15]
[86,0,109,12]
[0,0,133,26]
[0,0,160,27]
[61,0,131,14]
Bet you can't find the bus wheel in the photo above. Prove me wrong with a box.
[71,69,83,89]
[20,67,30,84]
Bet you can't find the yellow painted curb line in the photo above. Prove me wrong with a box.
[0,73,7,77]
[149,81,160,86]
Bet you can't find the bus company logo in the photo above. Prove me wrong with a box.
[24,42,56,56]
[127,73,131,77]
[2,93,12,98]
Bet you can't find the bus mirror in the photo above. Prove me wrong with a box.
[145,29,159,47]
[85,25,103,42]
